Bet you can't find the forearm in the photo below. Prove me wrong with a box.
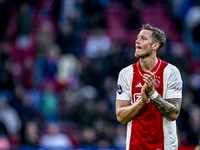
[116,100,145,124]
[151,94,182,121]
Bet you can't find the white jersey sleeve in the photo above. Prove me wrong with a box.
[163,64,182,99]
[116,65,133,101]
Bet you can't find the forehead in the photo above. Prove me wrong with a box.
[138,29,153,38]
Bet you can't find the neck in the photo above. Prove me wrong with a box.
[139,56,158,72]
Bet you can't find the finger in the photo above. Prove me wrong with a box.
[141,86,145,93]
[143,75,154,86]
[145,71,155,79]
[143,77,152,87]
[143,73,155,84]
[146,71,155,79]
[143,78,152,87]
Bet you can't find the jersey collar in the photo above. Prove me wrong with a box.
[137,57,161,76]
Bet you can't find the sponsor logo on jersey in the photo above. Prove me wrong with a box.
[133,93,150,103]
[117,85,123,94]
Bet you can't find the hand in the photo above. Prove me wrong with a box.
[140,83,148,104]
[142,71,155,96]
[195,145,200,150]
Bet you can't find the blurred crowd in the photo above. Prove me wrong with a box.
[0,0,199,149]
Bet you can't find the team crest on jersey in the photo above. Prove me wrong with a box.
[117,85,123,94]
[154,76,161,88]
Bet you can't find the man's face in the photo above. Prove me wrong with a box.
[135,29,154,58]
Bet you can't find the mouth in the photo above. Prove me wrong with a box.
[136,46,142,50]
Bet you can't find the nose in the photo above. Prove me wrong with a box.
[135,38,140,44]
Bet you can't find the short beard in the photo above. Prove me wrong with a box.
[135,49,152,58]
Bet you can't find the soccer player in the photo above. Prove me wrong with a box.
[116,24,182,150]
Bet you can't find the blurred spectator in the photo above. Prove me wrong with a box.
[26,89,42,111]
[39,122,72,149]
[19,94,35,123]
[60,87,79,121]
[94,99,115,124]
[82,0,105,28]
[188,69,200,105]
[85,29,111,59]
[179,91,193,132]
[56,23,75,54]
[21,121,39,146]
[0,136,10,150]
[16,2,32,35]
[56,54,82,89]
[58,0,85,56]
[40,81,59,122]
[10,84,35,123]
[15,2,35,51]
[97,139,111,148]
[167,0,192,21]
[97,123,115,147]
[21,57,34,89]
[76,85,97,126]
[59,0,76,23]
[43,44,60,78]
[80,127,97,147]
[113,125,126,148]
[124,0,143,30]
[0,96,22,137]
[37,0,55,21]
[33,43,60,87]
[0,58,15,91]
[80,57,105,87]
[33,55,46,88]
[184,1,200,59]
[187,104,200,145]
[103,41,128,78]
[103,76,117,109]
[36,20,55,56]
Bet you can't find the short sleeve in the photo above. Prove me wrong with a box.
[165,65,182,99]
[116,67,132,101]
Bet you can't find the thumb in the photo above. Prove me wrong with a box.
[141,83,146,92]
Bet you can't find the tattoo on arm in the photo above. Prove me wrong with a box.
[152,94,182,120]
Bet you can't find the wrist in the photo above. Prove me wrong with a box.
[150,90,159,100]
[148,89,155,96]
[138,99,146,106]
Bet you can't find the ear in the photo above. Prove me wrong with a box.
[152,43,159,51]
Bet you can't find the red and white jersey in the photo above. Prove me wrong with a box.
[116,58,182,150]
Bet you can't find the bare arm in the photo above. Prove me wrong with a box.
[143,71,182,121]
[116,100,144,124]
[116,84,147,124]
[151,94,182,121]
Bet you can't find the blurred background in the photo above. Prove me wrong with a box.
[0,0,199,149]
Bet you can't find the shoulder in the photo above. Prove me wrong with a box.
[118,64,134,78]
[117,64,134,84]
[164,63,181,75]
[164,63,182,82]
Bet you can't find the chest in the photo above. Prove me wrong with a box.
[131,66,165,103]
